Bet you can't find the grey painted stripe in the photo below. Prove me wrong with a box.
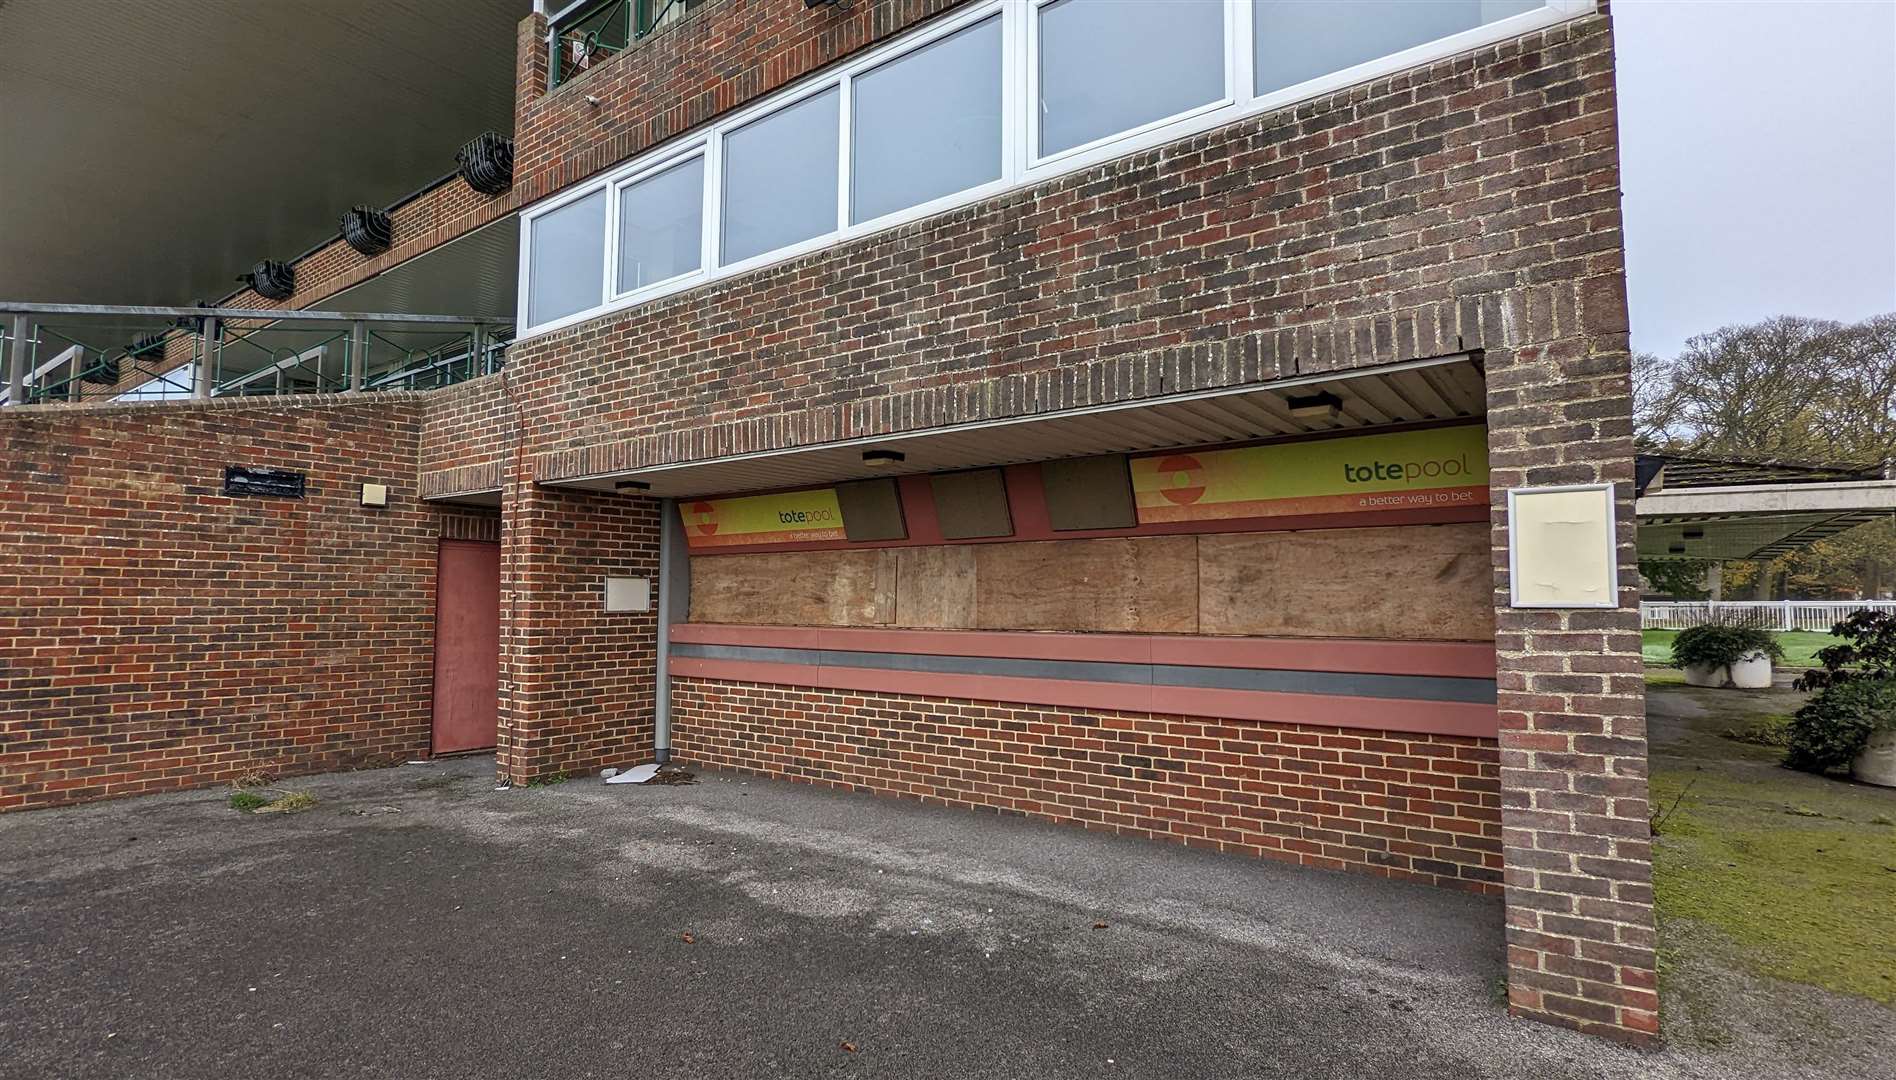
[1149,663,1494,704]
[671,642,1496,704]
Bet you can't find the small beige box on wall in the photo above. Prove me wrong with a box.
[604,576,651,613]
[1507,484,1618,608]
[359,483,389,508]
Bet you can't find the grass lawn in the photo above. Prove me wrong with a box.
[1648,682,1896,1009]
[1642,628,1841,670]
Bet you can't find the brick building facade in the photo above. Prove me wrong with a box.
[0,0,1653,1044]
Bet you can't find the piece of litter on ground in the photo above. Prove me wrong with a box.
[404,760,433,766]
[600,767,619,779]
[605,763,661,785]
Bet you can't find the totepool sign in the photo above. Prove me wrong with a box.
[1129,424,1488,523]
[680,488,848,549]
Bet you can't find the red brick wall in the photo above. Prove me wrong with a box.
[489,1,1653,1043]
[502,10,1626,486]
[420,375,512,496]
[514,1,965,208]
[499,484,660,783]
[672,679,1503,891]
[0,396,442,810]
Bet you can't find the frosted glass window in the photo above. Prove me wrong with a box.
[851,16,1003,225]
[527,189,606,327]
[1255,0,1544,95]
[722,87,840,264]
[617,156,704,293]
[1037,0,1226,158]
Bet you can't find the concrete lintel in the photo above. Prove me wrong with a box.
[1636,480,1896,519]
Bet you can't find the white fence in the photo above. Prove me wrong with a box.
[1641,600,1896,631]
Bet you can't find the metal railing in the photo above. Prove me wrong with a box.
[548,0,702,89]
[1,303,509,407]
[1641,600,1896,632]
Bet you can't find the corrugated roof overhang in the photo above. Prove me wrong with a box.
[1637,480,1896,561]
[546,354,1487,499]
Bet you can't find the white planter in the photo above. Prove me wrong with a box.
[1681,651,1773,689]
[1851,726,1896,788]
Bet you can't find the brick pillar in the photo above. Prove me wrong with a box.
[515,11,550,131]
[1487,265,1658,1042]
[500,481,661,784]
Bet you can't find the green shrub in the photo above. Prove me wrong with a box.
[1795,609,1896,691]
[1671,624,1783,670]
[1785,677,1896,773]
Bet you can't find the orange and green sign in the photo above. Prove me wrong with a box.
[1129,424,1488,524]
[680,488,848,549]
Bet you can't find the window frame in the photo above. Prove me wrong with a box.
[115,364,197,402]
[714,78,846,279]
[518,178,613,331]
[608,140,712,302]
[1023,0,1239,171]
[847,9,1012,231]
[517,0,1595,341]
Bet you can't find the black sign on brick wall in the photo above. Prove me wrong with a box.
[223,466,307,499]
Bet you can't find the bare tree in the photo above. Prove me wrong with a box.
[1636,312,1896,599]
[1637,315,1847,459]
[1825,313,1896,463]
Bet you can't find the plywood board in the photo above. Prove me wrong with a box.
[837,478,908,542]
[972,536,1198,633]
[931,468,1014,540]
[1041,455,1137,531]
[894,545,976,628]
[688,550,888,626]
[1198,523,1492,640]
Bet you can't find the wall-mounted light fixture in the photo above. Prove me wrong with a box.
[239,260,296,301]
[804,0,840,8]
[861,449,905,468]
[456,132,516,197]
[615,479,651,491]
[1286,391,1342,421]
[340,205,393,256]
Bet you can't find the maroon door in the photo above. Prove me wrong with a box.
[432,539,500,754]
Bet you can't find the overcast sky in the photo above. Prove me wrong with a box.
[1614,0,1896,358]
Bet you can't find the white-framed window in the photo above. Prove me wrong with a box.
[721,85,842,267]
[615,150,707,297]
[525,186,608,327]
[851,12,1005,226]
[116,365,196,401]
[517,0,1590,339]
[1030,0,1230,163]
[1253,0,1547,97]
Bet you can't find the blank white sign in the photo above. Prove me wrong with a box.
[1508,485,1618,608]
[604,577,651,613]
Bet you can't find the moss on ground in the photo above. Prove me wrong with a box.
[1651,690,1896,1005]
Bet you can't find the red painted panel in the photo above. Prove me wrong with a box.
[432,540,501,754]
[668,624,1497,678]
[684,424,1490,556]
[667,656,1500,739]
